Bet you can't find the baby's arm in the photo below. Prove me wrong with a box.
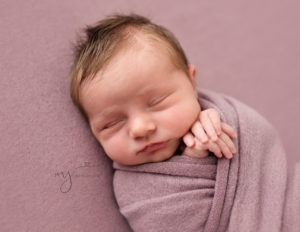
[182,109,237,159]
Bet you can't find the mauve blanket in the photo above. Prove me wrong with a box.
[113,89,300,232]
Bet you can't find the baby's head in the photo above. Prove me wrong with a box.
[70,14,201,165]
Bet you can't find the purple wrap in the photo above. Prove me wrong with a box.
[113,89,300,232]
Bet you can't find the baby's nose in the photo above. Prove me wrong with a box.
[128,116,156,139]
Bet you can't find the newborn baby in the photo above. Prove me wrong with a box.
[69,14,294,232]
[70,14,236,166]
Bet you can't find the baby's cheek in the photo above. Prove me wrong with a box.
[101,135,129,162]
[173,112,197,134]
[162,103,200,136]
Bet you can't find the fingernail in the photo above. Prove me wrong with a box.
[231,147,237,153]
[202,138,208,143]
[187,139,194,147]
[212,136,218,142]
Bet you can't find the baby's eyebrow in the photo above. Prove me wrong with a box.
[93,106,121,124]
[98,105,119,117]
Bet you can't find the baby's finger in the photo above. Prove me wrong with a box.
[191,121,208,143]
[207,109,222,136]
[216,136,233,159]
[200,113,218,142]
[182,132,195,147]
[219,133,237,154]
[207,142,222,158]
[221,122,238,138]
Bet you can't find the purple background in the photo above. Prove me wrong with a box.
[1,0,299,231]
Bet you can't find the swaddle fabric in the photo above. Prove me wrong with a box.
[113,89,299,232]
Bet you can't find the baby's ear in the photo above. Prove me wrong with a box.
[188,64,197,87]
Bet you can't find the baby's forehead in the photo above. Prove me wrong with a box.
[92,38,171,78]
[79,31,181,101]
[80,42,175,96]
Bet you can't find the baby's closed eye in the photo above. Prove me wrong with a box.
[102,118,125,130]
[148,95,168,106]
[148,92,173,109]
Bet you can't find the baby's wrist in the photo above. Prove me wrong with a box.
[182,147,209,158]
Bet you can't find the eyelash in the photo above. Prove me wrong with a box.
[102,119,124,130]
[148,95,168,107]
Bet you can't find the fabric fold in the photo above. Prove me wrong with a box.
[113,154,217,232]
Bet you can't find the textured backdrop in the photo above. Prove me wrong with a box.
[1,0,299,231]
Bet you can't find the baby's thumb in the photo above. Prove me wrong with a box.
[182,132,195,147]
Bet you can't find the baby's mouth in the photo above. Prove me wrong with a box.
[139,141,169,153]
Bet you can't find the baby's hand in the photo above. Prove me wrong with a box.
[182,108,237,159]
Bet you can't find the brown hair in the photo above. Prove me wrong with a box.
[70,13,189,121]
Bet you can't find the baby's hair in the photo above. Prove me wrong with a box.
[70,13,189,120]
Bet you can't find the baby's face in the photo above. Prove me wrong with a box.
[80,44,200,165]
